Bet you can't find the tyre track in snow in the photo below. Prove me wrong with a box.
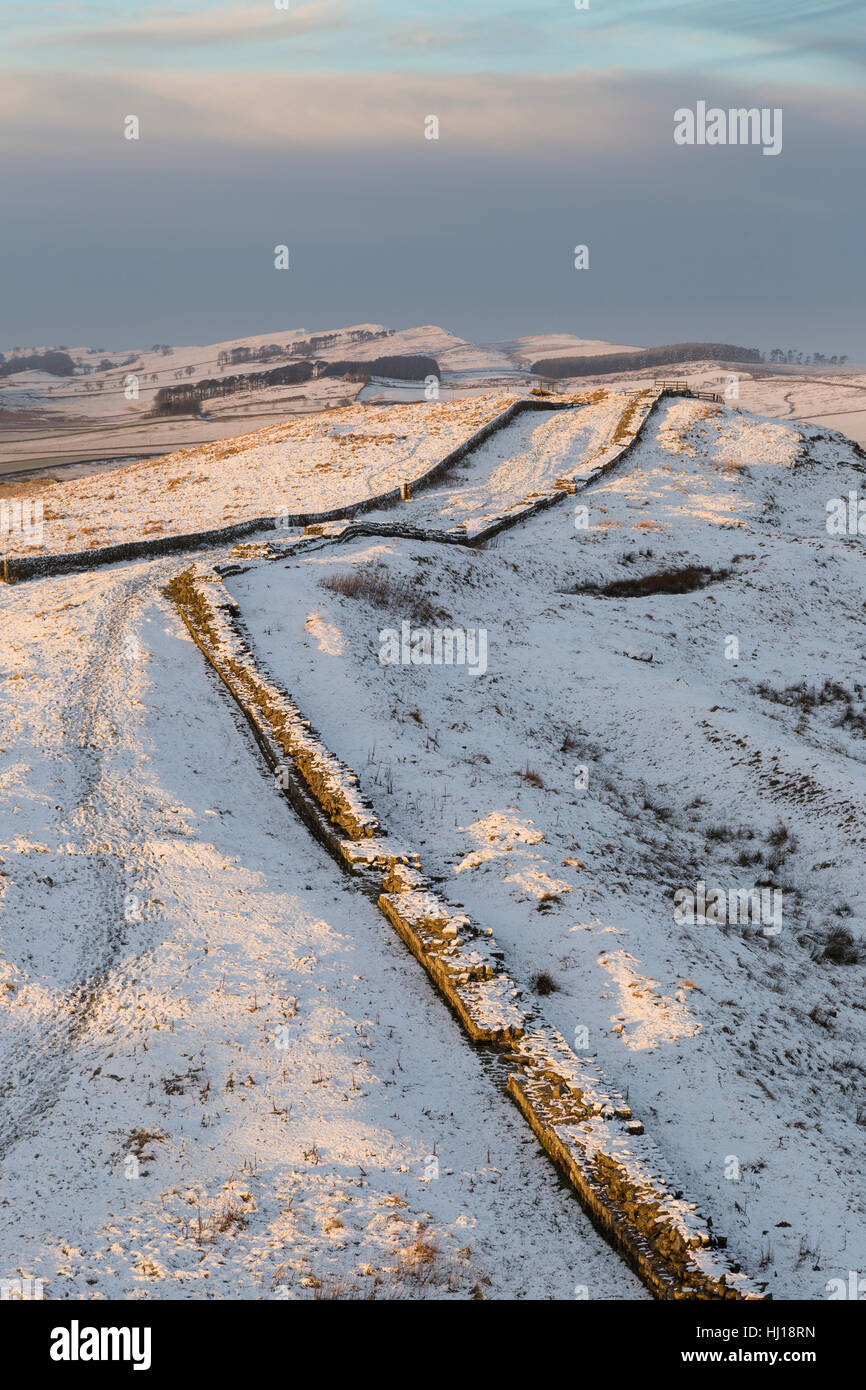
[0,567,176,1160]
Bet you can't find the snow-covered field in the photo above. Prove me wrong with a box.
[355,393,623,537]
[1,384,864,1300]
[0,394,523,557]
[219,396,866,1298]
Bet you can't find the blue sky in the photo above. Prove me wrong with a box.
[4,1,864,81]
[1,1,864,356]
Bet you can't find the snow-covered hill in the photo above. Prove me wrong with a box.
[1,382,863,1300]
[220,395,866,1298]
[3,323,865,477]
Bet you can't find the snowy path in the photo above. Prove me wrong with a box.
[0,564,646,1299]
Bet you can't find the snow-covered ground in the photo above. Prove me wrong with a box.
[355,394,623,537]
[507,333,641,364]
[548,361,866,451]
[2,383,864,1301]
[221,395,866,1298]
[0,394,523,557]
[0,563,645,1300]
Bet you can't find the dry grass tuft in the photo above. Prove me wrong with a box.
[321,564,439,625]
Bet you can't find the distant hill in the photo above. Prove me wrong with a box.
[531,343,762,379]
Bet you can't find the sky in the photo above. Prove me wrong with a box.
[1,0,864,358]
